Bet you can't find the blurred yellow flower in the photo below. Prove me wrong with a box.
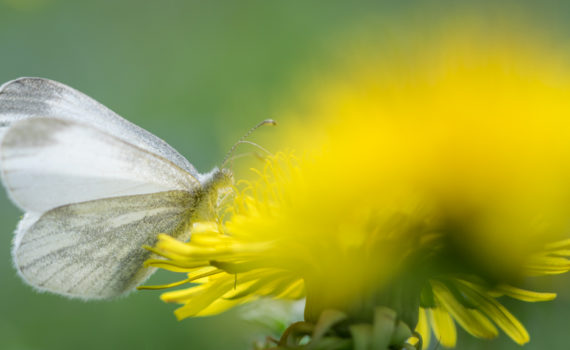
[145,24,570,348]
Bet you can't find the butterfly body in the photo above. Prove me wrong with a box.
[0,77,232,299]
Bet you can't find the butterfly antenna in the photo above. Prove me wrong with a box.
[221,119,277,168]
[224,151,269,165]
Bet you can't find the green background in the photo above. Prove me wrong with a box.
[0,1,569,349]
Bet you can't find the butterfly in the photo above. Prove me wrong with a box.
[0,77,243,299]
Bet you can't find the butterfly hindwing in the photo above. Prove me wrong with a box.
[13,190,197,299]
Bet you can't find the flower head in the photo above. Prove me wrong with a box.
[145,25,570,349]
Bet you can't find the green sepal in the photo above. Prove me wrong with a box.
[390,321,412,346]
[311,309,348,343]
[349,324,372,350]
[371,307,396,350]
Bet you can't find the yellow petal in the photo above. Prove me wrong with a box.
[137,278,191,290]
[432,281,498,339]
[144,259,209,271]
[196,295,254,317]
[496,284,556,302]
[526,256,570,275]
[428,306,456,348]
[544,238,570,250]
[414,308,431,350]
[456,281,529,345]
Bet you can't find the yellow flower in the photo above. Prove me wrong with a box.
[145,152,570,348]
[144,24,570,348]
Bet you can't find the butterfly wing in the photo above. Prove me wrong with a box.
[0,77,199,177]
[0,117,205,298]
[0,117,198,212]
[0,78,223,299]
[13,191,196,299]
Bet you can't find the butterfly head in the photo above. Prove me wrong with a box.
[199,167,233,191]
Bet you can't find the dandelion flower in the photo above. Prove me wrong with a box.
[145,25,570,349]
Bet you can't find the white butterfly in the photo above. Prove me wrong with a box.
[0,77,233,299]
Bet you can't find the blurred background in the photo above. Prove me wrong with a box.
[1,0,570,349]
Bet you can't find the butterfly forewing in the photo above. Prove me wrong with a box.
[0,77,199,176]
[0,117,199,212]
